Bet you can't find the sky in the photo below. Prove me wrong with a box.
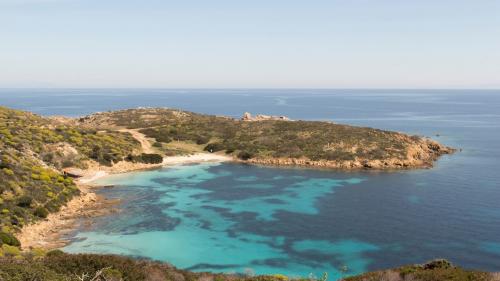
[0,0,499,89]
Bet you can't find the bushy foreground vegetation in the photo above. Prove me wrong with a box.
[80,108,437,163]
[0,106,140,168]
[0,251,496,281]
[342,259,498,281]
[0,251,295,281]
[0,144,79,243]
[0,106,145,245]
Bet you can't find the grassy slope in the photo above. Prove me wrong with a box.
[80,108,453,168]
[0,106,141,245]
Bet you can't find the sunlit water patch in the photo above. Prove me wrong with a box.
[63,159,500,276]
[64,163,374,278]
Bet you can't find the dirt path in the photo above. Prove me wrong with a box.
[120,129,155,154]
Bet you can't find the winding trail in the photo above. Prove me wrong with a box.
[119,128,155,154]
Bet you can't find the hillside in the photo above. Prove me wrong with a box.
[0,253,497,281]
[78,108,454,169]
[0,106,149,248]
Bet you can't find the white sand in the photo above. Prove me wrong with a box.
[19,152,233,250]
[78,153,232,185]
[78,170,108,184]
[161,153,232,165]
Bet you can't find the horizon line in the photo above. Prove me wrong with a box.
[1,87,499,91]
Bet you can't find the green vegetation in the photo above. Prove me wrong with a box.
[0,144,79,238]
[0,106,141,243]
[0,251,292,281]
[0,106,140,168]
[0,231,20,247]
[342,259,496,281]
[126,153,163,164]
[81,108,449,165]
[0,253,497,281]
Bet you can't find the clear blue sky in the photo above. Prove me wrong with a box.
[1,0,499,88]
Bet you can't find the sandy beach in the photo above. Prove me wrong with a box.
[18,153,232,250]
[78,153,232,183]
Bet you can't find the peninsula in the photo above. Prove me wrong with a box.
[77,107,454,169]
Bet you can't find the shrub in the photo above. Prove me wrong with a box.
[2,168,14,176]
[204,143,225,153]
[139,153,163,164]
[46,249,65,257]
[103,268,124,281]
[44,200,62,212]
[0,232,20,247]
[17,195,33,207]
[195,135,210,145]
[238,151,254,160]
[1,244,21,257]
[31,248,47,259]
[126,153,163,164]
[34,206,49,218]
[423,259,453,270]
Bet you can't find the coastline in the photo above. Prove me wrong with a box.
[17,141,455,251]
[18,153,232,251]
[15,125,454,251]
[79,152,233,185]
[245,139,455,170]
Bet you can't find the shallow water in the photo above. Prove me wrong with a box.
[2,89,500,277]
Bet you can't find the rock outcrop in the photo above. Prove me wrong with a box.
[241,112,291,121]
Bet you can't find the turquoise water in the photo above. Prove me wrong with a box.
[64,163,372,278]
[3,89,500,276]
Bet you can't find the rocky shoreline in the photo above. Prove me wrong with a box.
[17,153,233,251]
[18,185,113,250]
[246,138,455,170]
[16,140,454,250]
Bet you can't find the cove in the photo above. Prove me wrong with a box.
[63,162,375,278]
[63,160,500,277]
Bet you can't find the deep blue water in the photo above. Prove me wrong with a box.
[1,89,500,278]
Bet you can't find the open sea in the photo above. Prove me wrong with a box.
[1,89,499,278]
